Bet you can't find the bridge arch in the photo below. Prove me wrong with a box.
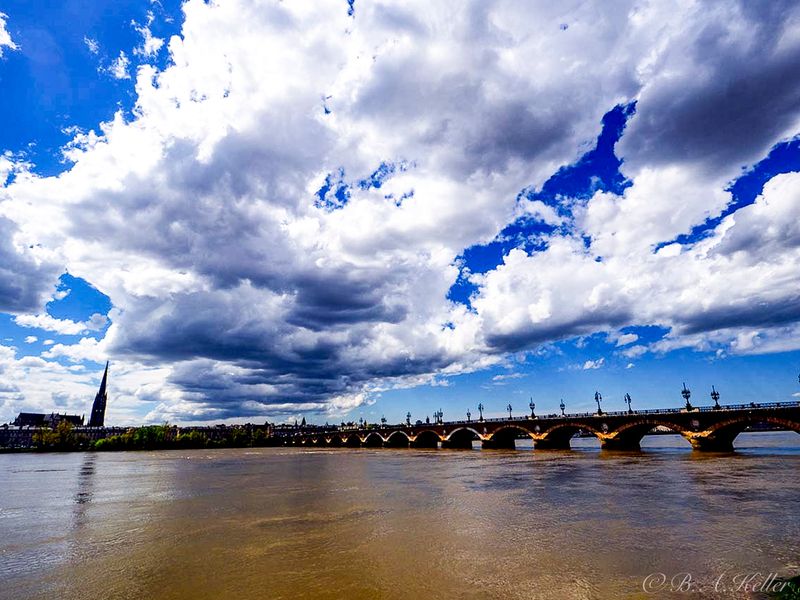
[534,422,602,450]
[443,427,481,449]
[363,432,384,447]
[385,430,411,448]
[411,430,442,449]
[602,420,692,451]
[694,415,800,451]
[484,425,534,450]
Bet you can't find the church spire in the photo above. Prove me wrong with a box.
[88,362,109,427]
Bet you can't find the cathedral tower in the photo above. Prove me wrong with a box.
[88,362,109,427]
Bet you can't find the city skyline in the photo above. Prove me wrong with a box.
[1,1,800,426]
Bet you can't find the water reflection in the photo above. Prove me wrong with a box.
[73,453,96,528]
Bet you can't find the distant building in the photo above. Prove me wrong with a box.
[88,362,109,427]
[12,412,84,428]
[8,362,110,428]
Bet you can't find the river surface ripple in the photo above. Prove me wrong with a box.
[1,432,799,600]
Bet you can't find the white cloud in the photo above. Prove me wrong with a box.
[24,336,37,344]
[14,312,108,335]
[84,36,99,55]
[582,358,605,370]
[0,12,18,57]
[492,372,524,381]
[132,13,164,58]
[106,51,131,79]
[1,0,800,422]
[616,333,638,346]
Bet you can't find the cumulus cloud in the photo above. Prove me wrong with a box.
[0,216,62,313]
[618,0,800,179]
[0,12,17,57]
[1,0,800,422]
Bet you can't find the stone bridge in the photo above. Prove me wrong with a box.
[285,402,800,452]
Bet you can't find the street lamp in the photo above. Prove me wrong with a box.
[711,386,721,410]
[478,403,484,422]
[359,417,364,428]
[529,397,536,418]
[624,392,633,414]
[381,416,387,427]
[406,412,411,426]
[560,399,566,416]
[681,382,693,411]
[506,403,513,419]
[466,409,471,422]
[595,391,603,416]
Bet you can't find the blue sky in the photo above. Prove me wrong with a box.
[1,1,800,425]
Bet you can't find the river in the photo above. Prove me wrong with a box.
[1,431,799,599]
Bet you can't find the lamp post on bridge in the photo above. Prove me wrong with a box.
[434,409,443,424]
[506,403,513,419]
[478,403,484,422]
[711,386,721,410]
[529,397,536,419]
[595,391,603,416]
[624,393,633,414]
[466,409,471,423]
[359,417,363,428]
[681,383,693,411]
[381,416,387,428]
[560,399,566,417]
[406,412,411,426]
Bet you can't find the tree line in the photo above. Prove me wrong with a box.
[31,422,277,452]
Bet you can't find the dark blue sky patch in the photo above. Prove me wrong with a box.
[446,274,478,307]
[0,0,183,177]
[523,102,635,217]
[358,160,412,190]
[47,273,112,323]
[315,168,351,211]
[447,103,635,307]
[654,138,800,251]
[317,160,413,211]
